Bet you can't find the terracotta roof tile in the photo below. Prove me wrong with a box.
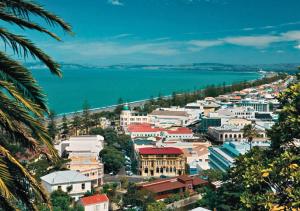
[80,194,108,206]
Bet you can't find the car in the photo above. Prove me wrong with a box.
[109,172,115,176]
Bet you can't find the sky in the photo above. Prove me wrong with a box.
[5,0,300,65]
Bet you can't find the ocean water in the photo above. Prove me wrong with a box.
[32,67,259,114]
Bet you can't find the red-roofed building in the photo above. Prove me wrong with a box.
[79,194,109,211]
[138,175,209,200]
[126,123,194,140]
[138,147,186,177]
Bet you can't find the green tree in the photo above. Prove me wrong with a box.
[123,183,155,210]
[61,114,69,139]
[81,100,91,134]
[0,1,71,210]
[199,169,225,182]
[146,201,167,211]
[242,124,258,149]
[100,146,125,173]
[209,79,300,210]
[71,114,81,135]
[48,110,58,141]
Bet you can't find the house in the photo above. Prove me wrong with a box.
[79,194,109,211]
[68,154,104,187]
[137,147,186,177]
[138,175,209,200]
[41,170,92,201]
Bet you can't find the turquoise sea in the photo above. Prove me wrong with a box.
[32,67,260,114]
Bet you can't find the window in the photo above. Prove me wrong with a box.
[57,185,61,190]
[81,183,85,190]
[96,205,101,211]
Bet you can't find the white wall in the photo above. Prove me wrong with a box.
[84,201,109,211]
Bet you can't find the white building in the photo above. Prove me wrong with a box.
[80,194,109,211]
[237,99,270,112]
[149,109,190,128]
[41,170,92,201]
[126,123,194,140]
[208,124,267,142]
[215,106,256,120]
[55,135,104,158]
[67,154,104,187]
[120,103,150,129]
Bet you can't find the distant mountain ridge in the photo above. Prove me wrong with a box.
[25,62,300,73]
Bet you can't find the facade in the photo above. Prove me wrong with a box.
[138,175,209,200]
[199,116,221,133]
[216,106,256,120]
[41,170,92,201]
[237,99,270,112]
[149,109,190,128]
[209,141,270,172]
[68,154,104,187]
[182,146,210,174]
[207,124,267,142]
[80,194,109,211]
[137,147,186,177]
[55,135,104,158]
[120,104,149,129]
[226,118,252,127]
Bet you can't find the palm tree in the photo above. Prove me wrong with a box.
[242,124,258,150]
[0,0,71,210]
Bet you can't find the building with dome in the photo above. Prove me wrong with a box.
[120,103,150,129]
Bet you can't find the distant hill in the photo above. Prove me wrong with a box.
[25,62,300,73]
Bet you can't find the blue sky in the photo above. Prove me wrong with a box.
[7,0,300,65]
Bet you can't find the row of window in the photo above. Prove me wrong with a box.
[56,183,86,191]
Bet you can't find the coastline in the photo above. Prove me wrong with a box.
[54,72,267,121]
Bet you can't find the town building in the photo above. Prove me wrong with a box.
[41,170,92,201]
[237,99,270,112]
[149,109,190,128]
[208,141,270,172]
[207,125,267,142]
[199,116,221,133]
[67,154,104,187]
[126,123,194,140]
[55,135,104,158]
[79,194,109,211]
[138,175,209,200]
[54,136,104,187]
[182,145,210,174]
[120,103,149,129]
[137,147,186,177]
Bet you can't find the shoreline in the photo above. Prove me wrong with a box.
[54,73,268,121]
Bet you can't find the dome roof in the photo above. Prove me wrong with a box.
[122,103,130,111]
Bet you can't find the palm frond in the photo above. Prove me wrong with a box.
[0,28,62,76]
[0,0,72,33]
[0,50,48,112]
[0,10,61,40]
[0,145,51,211]
[0,80,44,117]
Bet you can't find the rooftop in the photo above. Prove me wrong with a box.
[139,175,208,193]
[150,110,188,117]
[41,170,91,185]
[80,194,109,206]
[127,123,192,134]
[138,147,183,155]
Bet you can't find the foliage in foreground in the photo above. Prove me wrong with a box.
[198,78,300,210]
[0,0,71,210]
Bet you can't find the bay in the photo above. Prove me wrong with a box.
[32,67,260,114]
